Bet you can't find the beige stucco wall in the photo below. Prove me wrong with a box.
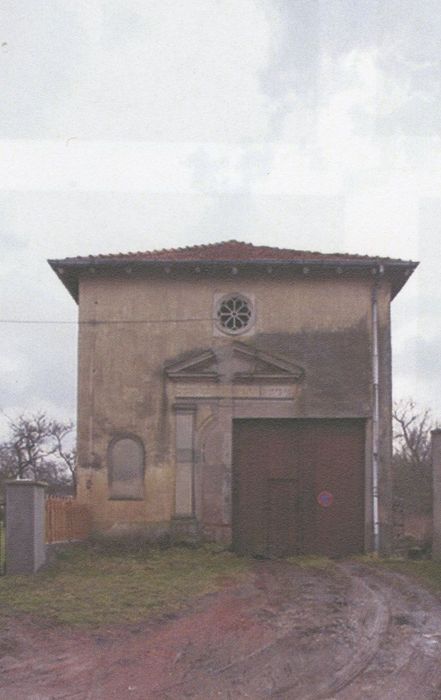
[75,270,392,549]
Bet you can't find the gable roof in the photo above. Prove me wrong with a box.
[49,239,415,264]
[48,240,418,302]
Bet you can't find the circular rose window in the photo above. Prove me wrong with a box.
[216,294,253,335]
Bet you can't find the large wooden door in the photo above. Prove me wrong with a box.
[232,419,365,557]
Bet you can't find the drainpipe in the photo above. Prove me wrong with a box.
[371,270,383,554]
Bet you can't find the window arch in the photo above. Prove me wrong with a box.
[108,435,145,500]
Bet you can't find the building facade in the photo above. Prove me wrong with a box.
[49,241,418,556]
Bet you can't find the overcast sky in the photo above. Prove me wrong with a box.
[1,0,440,437]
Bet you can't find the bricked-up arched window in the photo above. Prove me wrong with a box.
[108,435,145,500]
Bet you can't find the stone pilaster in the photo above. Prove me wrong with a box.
[171,404,198,541]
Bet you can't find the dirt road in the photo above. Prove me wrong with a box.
[1,560,441,699]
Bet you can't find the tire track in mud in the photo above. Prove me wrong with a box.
[250,562,441,700]
[332,562,441,700]
[159,561,441,700]
[157,561,390,699]
[273,564,391,699]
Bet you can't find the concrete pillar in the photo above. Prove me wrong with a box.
[5,480,46,575]
[432,430,441,560]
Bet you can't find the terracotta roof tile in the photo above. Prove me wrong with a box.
[58,240,412,265]
[49,240,418,303]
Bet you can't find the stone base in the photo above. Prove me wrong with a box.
[200,524,232,546]
[170,516,201,545]
[89,518,233,549]
[92,521,172,548]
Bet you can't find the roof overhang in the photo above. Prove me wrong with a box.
[48,257,419,303]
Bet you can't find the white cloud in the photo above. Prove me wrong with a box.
[0,0,440,425]
[2,0,272,142]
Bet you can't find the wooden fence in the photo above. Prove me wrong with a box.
[45,496,92,544]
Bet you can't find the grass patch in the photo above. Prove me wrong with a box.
[357,555,441,596]
[287,555,334,570]
[0,543,251,627]
[0,524,4,575]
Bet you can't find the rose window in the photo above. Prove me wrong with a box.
[216,295,253,334]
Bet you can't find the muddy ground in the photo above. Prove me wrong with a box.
[1,560,441,699]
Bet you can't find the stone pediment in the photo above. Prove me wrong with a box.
[230,343,304,383]
[164,349,219,382]
[165,343,304,384]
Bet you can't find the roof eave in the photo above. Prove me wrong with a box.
[48,257,419,303]
[48,260,79,302]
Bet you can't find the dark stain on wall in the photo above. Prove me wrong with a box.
[255,319,372,416]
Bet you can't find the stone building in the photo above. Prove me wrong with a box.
[49,241,418,556]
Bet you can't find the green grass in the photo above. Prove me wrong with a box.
[0,524,4,574]
[0,543,251,627]
[357,555,441,595]
[287,554,335,570]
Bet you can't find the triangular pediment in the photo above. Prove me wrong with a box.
[165,343,304,384]
[165,349,219,382]
[230,342,304,383]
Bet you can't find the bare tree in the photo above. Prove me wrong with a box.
[0,413,76,496]
[393,399,433,468]
[49,419,77,494]
[392,399,437,514]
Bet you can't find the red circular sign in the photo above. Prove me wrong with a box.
[317,491,334,508]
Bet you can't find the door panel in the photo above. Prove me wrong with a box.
[232,419,365,557]
[267,479,298,557]
[302,420,365,557]
[232,419,304,556]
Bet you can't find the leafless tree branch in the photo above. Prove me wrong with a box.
[0,413,76,495]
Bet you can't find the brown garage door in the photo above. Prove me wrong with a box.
[232,419,365,558]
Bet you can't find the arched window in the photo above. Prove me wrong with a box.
[108,435,145,500]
